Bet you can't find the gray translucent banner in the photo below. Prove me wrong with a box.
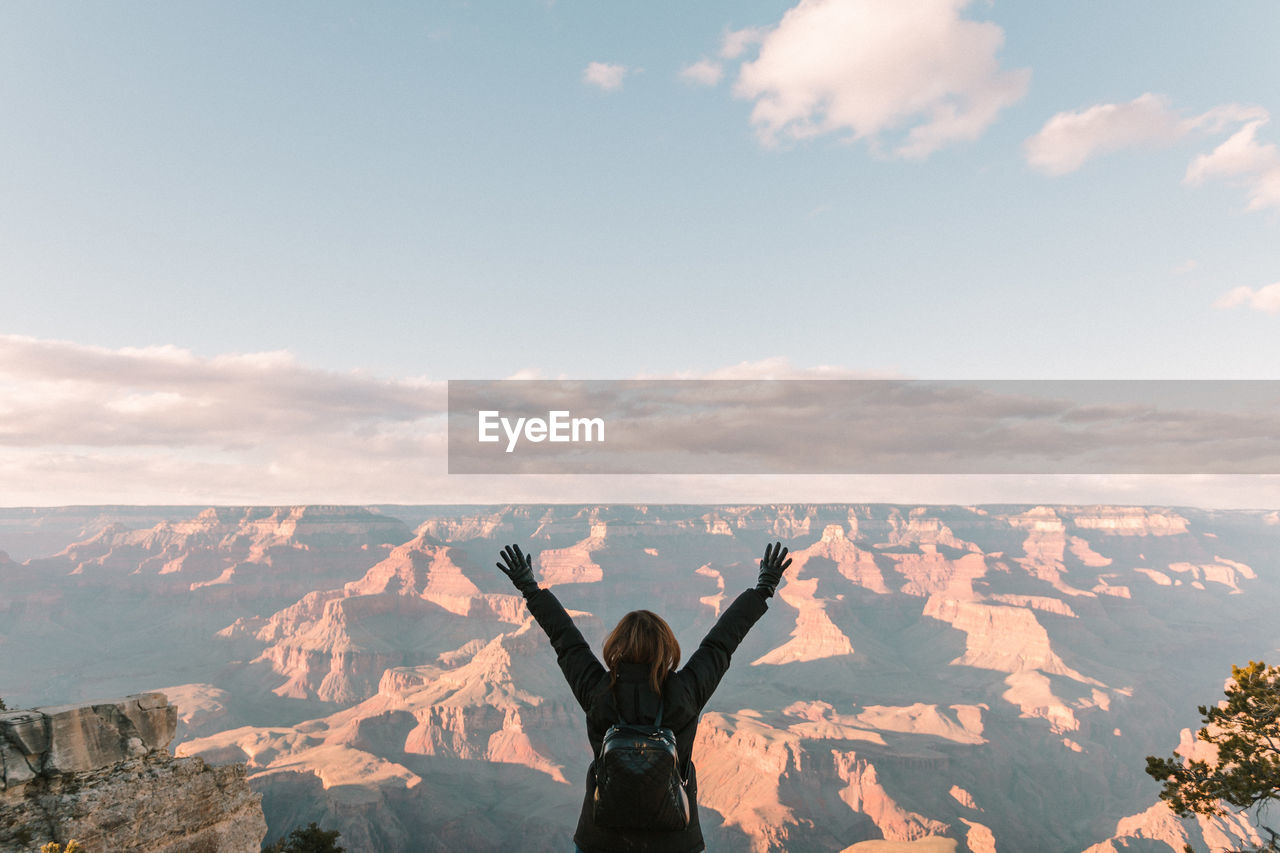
[447,380,1280,474]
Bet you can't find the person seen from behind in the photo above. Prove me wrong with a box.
[496,541,794,853]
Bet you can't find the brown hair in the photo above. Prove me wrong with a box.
[602,610,681,694]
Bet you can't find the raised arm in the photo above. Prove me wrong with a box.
[497,544,606,711]
[676,542,792,711]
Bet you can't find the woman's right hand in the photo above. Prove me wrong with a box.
[755,541,793,598]
[497,543,541,598]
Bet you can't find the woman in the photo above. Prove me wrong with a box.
[496,541,793,853]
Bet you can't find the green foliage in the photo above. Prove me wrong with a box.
[1146,660,1280,852]
[262,822,345,853]
[0,697,8,710]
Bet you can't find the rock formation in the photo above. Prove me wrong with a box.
[32,505,410,591]
[5,503,1280,852]
[536,521,607,585]
[0,693,266,853]
[245,536,526,703]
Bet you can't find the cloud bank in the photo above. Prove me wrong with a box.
[0,335,445,504]
[3,336,1275,508]
[0,335,440,448]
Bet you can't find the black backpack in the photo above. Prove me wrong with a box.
[592,698,690,831]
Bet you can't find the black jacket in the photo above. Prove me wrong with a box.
[525,586,770,853]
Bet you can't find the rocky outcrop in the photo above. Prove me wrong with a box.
[752,575,856,665]
[0,693,265,853]
[783,701,985,745]
[1166,558,1256,592]
[247,537,525,702]
[1082,800,1262,852]
[536,521,606,585]
[696,563,726,616]
[831,749,950,842]
[878,509,979,553]
[1070,507,1190,536]
[960,818,997,853]
[986,594,1077,617]
[691,712,807,850]
[922,597,1098,682]
[808,524,889,594]
[693,710,956,851]
[886,547,988,599]
[1007,507,1092,596]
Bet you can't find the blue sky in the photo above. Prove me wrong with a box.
[2,1,1279,504]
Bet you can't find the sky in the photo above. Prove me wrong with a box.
[2,0,1279,506]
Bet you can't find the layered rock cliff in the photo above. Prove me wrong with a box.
[0,693,266,853]
[241,536,527,703]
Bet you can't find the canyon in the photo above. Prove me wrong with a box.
[2,503,1278,851]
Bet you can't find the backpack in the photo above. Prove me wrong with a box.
[592,698,690,831]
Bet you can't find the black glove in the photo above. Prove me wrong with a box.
[497,544,540,598]
[755,541,792,598]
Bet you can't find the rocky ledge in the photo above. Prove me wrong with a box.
[0,693,265,853]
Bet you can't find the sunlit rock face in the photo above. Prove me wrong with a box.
[536,521,607,585]
[246,537,530,703]
[0,693,266,853]
[4,503,1278,852]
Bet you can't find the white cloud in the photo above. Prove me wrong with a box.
[1214,282,1280,314]
[1185,119,1280,211]
[731,0,1029,156]
[583,61,629,91]
[680,58,724,87]
[1184,103,1272,134]
[1025,94,1271,175]
[720,27,765,60]
[1025,94,1186,175]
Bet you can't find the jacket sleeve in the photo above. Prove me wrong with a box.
[675,588,770,713]
[524,587,608,712]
